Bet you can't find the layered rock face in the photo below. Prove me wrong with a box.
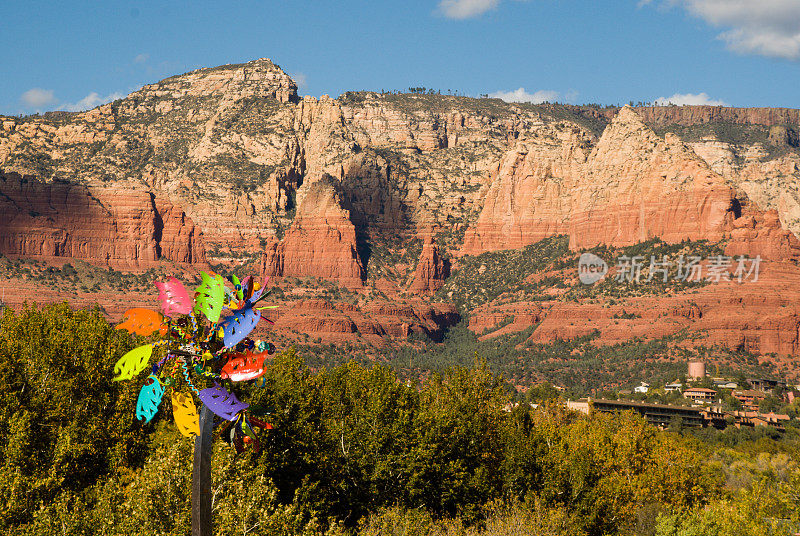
[4,60,797,267]
[685,135,800,239]
[469,301,543,340]
[408,236,450,294]
[726,207,800,261]
[2,58,800,360]
[0,58,302,261]
[260,177,364,288]
[520,261,800,357]
[0,172,204,268]
[140,58,299,104]
[636,105,800,129]
[461,107,738,254]
[262,299,459,344]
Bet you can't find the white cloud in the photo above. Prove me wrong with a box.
[653,92,727,106]
[20,88,56,108]
[62,92,124,112]
[563,89,580,102]
[489,87,560,104]
[647,0,800,60]
[438,0,500,19]
[289,72,307,89]
[134,53,149,64]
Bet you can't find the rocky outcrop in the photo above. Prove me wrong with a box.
[516,260,800,356]
[0,59,305,264]
[260,177,364,288]
[637,105,800,129]
[461,106,737,254]
[261,298,459,344]
[408,236,450,294]
[685,136,800,239]
[726,208,800,261]
[0,172,204,268]
[4,59,800,274]
[129,58,298,106]
[469,301,543,340]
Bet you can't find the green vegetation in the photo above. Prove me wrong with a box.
[292,319,775,399]
[515,102,612,137]
[0,255,190,294]
[436,236,727,312]
[3,144,57,179]
[0,304,798,535]
[0,304,146,532]
[563,237,726,301]
[382,321,774,397]
[362,234,422,286]
[436,236,571,312]
[652,121,800,162]
[339,92,516,118]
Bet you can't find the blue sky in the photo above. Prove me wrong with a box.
[2,0,798,115]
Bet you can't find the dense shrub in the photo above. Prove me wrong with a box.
[0,305,796,535]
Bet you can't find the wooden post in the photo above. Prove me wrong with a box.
[192,404,213,536]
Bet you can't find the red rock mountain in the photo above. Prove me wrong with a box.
[0,171,204,268]
[408,235,450,294]
[260,176,364,289]
[2,58,800,377]
[461,107,738,253]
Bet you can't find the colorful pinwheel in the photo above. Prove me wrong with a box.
[113,271,278,453]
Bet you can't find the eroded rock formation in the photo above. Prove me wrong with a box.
[461,107,738,254]
[2,58,800,359]
[408,236,450,294]
[0,172,204,268]
[260,177,364,288]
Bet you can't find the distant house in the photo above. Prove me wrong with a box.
[746,378,787,393]
[731,410,790,431]
[760,412,790,425]
[590,399,705,428]
[634,382,650,394]
[502,402,518,413]
[504,402,539,412]
[714,381,738,390]
[566,399,590,415]
[664,382,683,393]
[562,400,791,432]
[733,390,767,409]
[684,387,717,403]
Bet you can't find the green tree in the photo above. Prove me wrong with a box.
[0,303,147,531]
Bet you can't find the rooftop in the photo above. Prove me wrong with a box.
[734,390,768,397]
[593,399,700,413]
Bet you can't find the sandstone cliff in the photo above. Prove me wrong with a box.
[3,58,800,365]
[408,235,450,294]
[636,105,800,130]
[259,176,364,288]
[0,171,204,268]
[4,61,799,266]
[461,106,743,254]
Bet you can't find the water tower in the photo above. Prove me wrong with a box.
[688,361,706,380]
